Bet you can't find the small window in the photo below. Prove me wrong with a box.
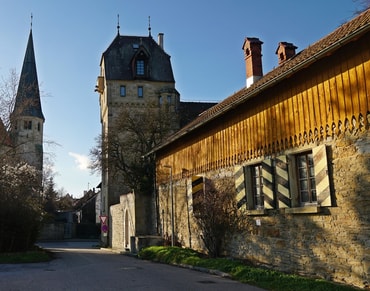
[120,85,126,97]
[24,120,32,130]
[37,122,41,131]
[138,86,143,98]
[296,152,317,205]
[136,60,145,75]
[159,96,163,106]
[167,95,171,104]
[251,164,264,209]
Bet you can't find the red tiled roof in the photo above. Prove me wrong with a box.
[153,9,370,153]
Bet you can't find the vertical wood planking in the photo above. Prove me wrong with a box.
[335,64,346,122]
[329,65,340,125]
[362,51,370,110]
[323,69,334,127]
[356,57,367,112]
[288,95,299,142]
[348,55,360,115]
[342,59,354,121]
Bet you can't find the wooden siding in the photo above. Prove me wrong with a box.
[157,39,370,180]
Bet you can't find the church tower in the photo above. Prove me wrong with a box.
[11,26,44,173]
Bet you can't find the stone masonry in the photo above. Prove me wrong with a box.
[158,130,370,289]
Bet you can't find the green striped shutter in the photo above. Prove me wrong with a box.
[275,155,291,208]
[313,145,332,207]
[234,166,247,210]
[262,159,275,209]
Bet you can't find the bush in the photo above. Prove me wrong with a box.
[0,162,42,252]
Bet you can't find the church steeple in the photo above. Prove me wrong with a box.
[11,24,44,174]
[12,27,44,120]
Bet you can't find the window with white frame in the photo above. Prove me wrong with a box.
[251,164,264,209]
[296,151,317,205]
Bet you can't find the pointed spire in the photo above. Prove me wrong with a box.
[12,24,44,121]
[148,16,151,37]
[117,14,120,35]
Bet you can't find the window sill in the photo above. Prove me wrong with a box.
[246,209,267,216]
[285,206,320,214]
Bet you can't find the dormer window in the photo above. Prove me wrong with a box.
[136,60,145,75]
[132,48,149,79]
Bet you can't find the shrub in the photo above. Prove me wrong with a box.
[0,162,42,252]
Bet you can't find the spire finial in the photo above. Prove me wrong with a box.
[117,14,120,35]
[148,16,151,37]
[30,13,33,30]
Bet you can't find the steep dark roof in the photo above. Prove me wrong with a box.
[102,34,175,82]
[12,29,44,120]
[152,8,370,153]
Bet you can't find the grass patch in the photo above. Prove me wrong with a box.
[138,246,361,291]
[0,246,53,264]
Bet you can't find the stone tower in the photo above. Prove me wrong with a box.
[96,23,180,246]
[11,28,44,174]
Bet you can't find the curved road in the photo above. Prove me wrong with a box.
[0,241,265,291]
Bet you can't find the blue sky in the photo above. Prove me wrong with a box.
[0,0,361,197]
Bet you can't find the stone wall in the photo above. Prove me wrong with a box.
[158,131,370,289]
[110,192,135,251]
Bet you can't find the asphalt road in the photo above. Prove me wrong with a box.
[0,241,266,291]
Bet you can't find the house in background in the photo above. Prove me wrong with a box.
[152,9,370,288]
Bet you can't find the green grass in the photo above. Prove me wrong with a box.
[138,246,361,291]
[0,247,52,264]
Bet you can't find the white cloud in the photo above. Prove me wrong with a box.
[68,152,91,171]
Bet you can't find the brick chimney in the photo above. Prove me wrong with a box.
[158,33,164,49]
[276,42,297,65]
[242,37,263,88]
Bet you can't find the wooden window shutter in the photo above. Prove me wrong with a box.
[191,175,204,214]
[234,166,247,210]
[262,159,275,209]
[276,155,291,208]
[312,145,332,207]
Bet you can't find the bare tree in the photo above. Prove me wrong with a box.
[90,102,178,195]
[0,69,18,131]
[194,177,247,258]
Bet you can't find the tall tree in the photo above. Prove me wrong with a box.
[90,102,177,195]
